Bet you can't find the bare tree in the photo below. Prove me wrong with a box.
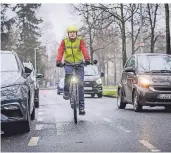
[146,4,160,53]
[165,4,171,54]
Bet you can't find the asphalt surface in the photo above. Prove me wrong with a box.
[1,89,171,152]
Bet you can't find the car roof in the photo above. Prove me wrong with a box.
[135,53,171,56]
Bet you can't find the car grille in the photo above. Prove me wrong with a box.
[154,87,171,91]
[84,81,96,87]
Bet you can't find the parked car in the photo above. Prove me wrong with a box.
[117,53,171,112]
[57,77,64,95]
[84,64,104,98]
[23,62,43,108]
[1,50,35,133]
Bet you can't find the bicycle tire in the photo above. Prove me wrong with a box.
[72,84,78,124]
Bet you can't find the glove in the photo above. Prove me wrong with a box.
[85,60,90,65]
[56,62,62,67]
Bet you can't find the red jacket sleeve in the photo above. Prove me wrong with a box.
[80,39,90,61]
[56,40,65,62]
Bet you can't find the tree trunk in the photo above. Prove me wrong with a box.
[131,8,134,55]
[89,28,93,62]
[107,61,109,86]
[121,4,127,67]
[151,27,155,53]
[165,4,171,54]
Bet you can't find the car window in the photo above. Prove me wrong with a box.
[125,56,135,68]
[138,55,171,72]
[84,65,99,76]
[1,53,19,72]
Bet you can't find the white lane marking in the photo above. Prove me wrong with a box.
[28,137,39,146]
[139,140,161,152]
[117,126,132,133]
[96,113,101,116]
[37,117,43,122]
[56,123,68,135]
[103,118,112,122]
[35,124,43,130]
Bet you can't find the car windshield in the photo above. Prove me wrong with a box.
[1,53,19,72]
[138,55,171,72]
[84,65,99,76]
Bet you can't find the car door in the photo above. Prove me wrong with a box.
[126,56,136,101]
[122,58,132,99]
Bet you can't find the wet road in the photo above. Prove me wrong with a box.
[1,89,171,152]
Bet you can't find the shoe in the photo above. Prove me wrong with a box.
[79,108,86,115]
[63,92,69,100]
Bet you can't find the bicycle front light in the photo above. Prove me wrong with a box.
[96,78,102,84]
[71,76,78,83]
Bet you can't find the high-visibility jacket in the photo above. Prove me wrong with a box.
[56,37,90,63]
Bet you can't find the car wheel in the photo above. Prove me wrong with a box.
[31,105,36,120]
[57,92,60,95]
[35,101,39,108]
[91,94,95,98]
[117,90,126,109]
[164,106,171,111]
[98,93,102,98]
[133,91,142,112]
[21,110,31,133]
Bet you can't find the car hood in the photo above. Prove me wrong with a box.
[0,71,24,88]
[139,74,171,85]
[84,75,100,82]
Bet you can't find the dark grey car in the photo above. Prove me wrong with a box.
[1,51,35,134]
[117,53,171,112]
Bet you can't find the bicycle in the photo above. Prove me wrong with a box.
[60,62,83,124]
[59,60,98,124]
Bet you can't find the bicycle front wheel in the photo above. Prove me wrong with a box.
[73,105,77,124]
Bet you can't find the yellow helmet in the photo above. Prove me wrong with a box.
[67,25,78,33]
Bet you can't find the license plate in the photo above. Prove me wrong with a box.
[158,94,171,99]
[84,87,92,90]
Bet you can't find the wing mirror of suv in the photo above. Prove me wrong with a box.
[100,72,104,77]
[124,67,135,73]
[24,66,32,76]
[93,60,98,64]
[36,73,43,78]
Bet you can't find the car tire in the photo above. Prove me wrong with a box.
[117,89,126,109]
[98,93,102,98]
[21,110,31,133]
[57,92,60,95]
[31,105,36,120]
[133,91,142,112]
[91,94,95,98]
[35,90,39,108]
[35,101,39,108]
[164,106,171,111]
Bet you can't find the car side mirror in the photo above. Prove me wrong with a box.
[124,67,135,73]
[24,66,32,76]
[100,72,104,77]
[93,60,98,64]
[36,73,43,78]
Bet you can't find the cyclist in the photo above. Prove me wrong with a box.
[56,25,90,115]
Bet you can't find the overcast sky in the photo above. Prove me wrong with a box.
[40,4,82,42]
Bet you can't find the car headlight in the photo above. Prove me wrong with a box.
[1,85,22,100]
[2,104,19,110]
[71,76,78,84]
[96,78,102,84]
[138,77,151,88]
